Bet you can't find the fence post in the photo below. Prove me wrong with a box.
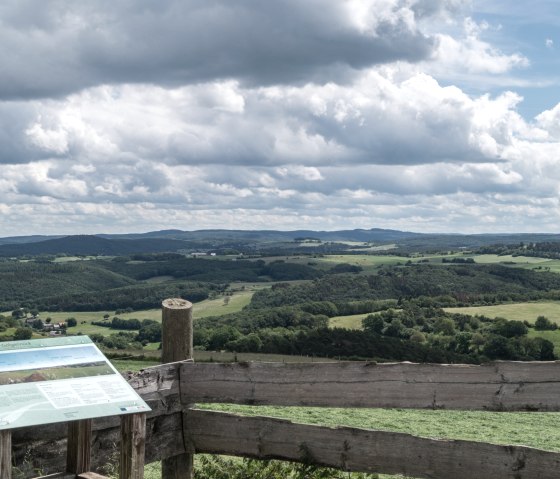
[161,298,194,479]
[66,419,92,475]
[120,413,147,479]
[0,430,11,479]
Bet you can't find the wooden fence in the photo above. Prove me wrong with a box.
[11,299,560,478]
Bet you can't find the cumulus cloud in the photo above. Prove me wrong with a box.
[428,18,528,78]
[1,0,560,235]
[536,103,560,139]
[18,73,521,169]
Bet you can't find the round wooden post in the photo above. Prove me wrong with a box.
[162,298,193,363]
[161,298,194,479]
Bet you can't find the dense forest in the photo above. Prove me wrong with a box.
[250,264,560,308]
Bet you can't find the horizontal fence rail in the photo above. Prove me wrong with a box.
[185,409,560,479]
[181,360,560,411]
[12,359,560,478]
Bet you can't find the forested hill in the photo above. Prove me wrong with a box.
[250,264,560,308]
[0,235,192,257]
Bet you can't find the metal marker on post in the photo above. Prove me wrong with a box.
[161,298,194,479]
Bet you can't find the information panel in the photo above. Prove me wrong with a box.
[0,336,150,430]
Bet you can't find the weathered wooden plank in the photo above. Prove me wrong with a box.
[36,474,76,479]
[185,409,560,479]
[0,430,11,479]
[121,361,182,417]
[77,473,108,479]
[67,419,92,474]
[181,361,560,411]
[161,455,194,479]
[120,413,146,479]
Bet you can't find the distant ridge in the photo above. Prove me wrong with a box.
[0,235,191,257]
[0,235,65,246]
[1,228,560,257]
[99,227,424,243]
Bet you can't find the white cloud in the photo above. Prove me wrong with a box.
[430,18,528,75]
[0,0,559,235]
[535,103,560,139]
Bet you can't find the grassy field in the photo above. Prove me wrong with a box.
[444,301,560,324]
[471,254,552,264]
[329,313,368,330]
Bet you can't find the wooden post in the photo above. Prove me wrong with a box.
[120,413,146,479]
[67,419,92,475]
[161,298,194,479]
[0,430,11,479]
[162,298,193,363]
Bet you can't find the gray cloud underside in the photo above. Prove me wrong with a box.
[0,0,445,100]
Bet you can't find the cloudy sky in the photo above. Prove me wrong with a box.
[0,0,559,236]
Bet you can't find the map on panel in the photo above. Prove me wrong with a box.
[0,336,150,430]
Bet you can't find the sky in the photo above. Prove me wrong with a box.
[0,0,559,236]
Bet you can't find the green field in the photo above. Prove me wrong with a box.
[472,254,552,264]
[329,313,368,330]
[444,301,560,324]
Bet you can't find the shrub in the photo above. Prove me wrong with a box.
[535,316,557,331]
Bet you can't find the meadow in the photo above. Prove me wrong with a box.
[444,301,560,323]
[328,313,369,329]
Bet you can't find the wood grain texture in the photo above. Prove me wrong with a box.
[121,362,182,418]
[36,474,76,479]
[0,430,11,479]
[185,409,560,479]
[66,419,92,474]
[120,413,147,479]
[77,473,109,479]
[162,298,193,364]
[181,360,560,411]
